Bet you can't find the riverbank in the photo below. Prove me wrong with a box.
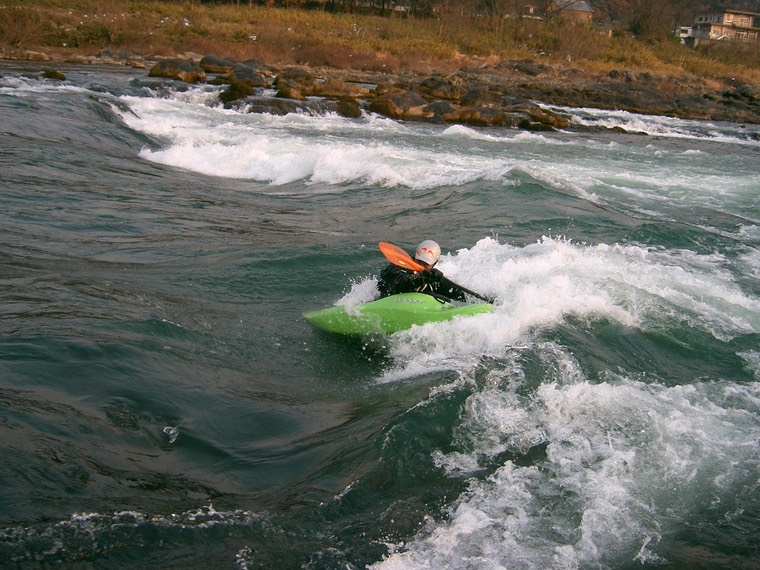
[3,46,760,129]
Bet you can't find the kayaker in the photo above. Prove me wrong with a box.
[377,240,468,302]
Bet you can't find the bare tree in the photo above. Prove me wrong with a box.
[436,0,477,39]
[626,0,679,38]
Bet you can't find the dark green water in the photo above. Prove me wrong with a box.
[1,62,759,568]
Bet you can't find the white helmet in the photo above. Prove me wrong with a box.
[415,240,441,266]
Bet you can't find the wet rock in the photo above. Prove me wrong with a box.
[209,61,270,104]
[200,54,237,74]
[229,64,269,86]
[314,78,370,98]
[274,67,317,97]
[219,79,256,105]
[276,84,306,100]
[337,97,362,119]
[415,76,466,100]
[461,84,504,107]
[424,100,456,118]
[368,87,429,120]
[43,69,66,81]
[148,59,205,83]
[441,97,568,130]
[443,106,513,127]
[521,107,571,130]
[239,96,329,116]
[508,102,571,130]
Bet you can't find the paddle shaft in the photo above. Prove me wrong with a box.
[440,275,493,303]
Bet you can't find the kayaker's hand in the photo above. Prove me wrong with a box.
[426,268,443,284]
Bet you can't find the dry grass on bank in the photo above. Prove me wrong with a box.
[1,0,759,84]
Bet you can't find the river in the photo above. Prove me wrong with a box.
[1,61,759,568]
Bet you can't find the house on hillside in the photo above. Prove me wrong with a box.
[676,25,693,44]
[692,9,760,43]
[552,0,593,24]
[521,4,539,18]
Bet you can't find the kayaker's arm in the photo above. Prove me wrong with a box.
[427,268,467,302]
[378,263,431,298]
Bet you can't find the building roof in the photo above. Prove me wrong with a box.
[555,0,593,12]
[698,9,760,17]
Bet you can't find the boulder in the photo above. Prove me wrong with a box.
[43,69,66,81]
[200,54,236,74]
[219,79,256,105]
[314,79,370,98]
[276,84,306,101]
[519,107,571,131]
[337,97,362,119]
[148,59,205,83]
[135,53,760,130]
[368,88,430,120]
[443,106,515,127]
[209,63,270,105]
[508,103,571,130]
[440,101,569,130]
[228,64,269,87]
[461,84,503,107]
[274,67,317,96]
[415,76,466,100]
[724,83,760,103]
[424,100,456,118]
[242,97,326,116]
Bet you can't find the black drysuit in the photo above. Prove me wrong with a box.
[377,263,467,302]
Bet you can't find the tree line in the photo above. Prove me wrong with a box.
[184,0,760,39]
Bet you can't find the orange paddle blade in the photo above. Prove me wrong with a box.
[379,242,425,272]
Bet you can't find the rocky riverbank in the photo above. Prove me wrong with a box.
[4,48,760,130]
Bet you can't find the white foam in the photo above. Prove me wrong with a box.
[738,242,760,281]
[738,350,760,380]
[119,94,517,187]
[441,125,553,145]
[551,105,760,146]
[374,346,760,569]
[339,277,380,310]
[3,504,266,561]
[0,75,90,96]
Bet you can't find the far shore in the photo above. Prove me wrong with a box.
[3,46,760,128]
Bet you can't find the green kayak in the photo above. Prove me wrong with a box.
[304,292,494,336]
